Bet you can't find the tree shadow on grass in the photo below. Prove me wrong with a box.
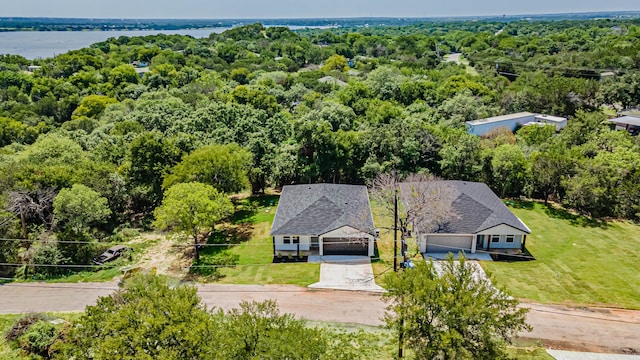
[542,204,608,229]
[187,194,279,280]
[231,195,279,225]
[504,199,536,210]
[189,225,254,279]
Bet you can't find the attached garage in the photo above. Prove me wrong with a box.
[322,237,369,256]
[425,235,473,253]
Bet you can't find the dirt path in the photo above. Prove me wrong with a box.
[134,233,192,277]
[0,283,638,353]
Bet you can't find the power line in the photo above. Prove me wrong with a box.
[0,237,418,247]
[0,257,391,269]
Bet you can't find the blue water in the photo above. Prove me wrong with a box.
[0,26,327,59]
[0,29,228,59]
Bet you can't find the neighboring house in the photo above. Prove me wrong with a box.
[270,184,376,257]
[400,181,531,255]
[609,115,640,136]
[466,112,567,136]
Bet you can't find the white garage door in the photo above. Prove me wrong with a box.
[426,235,473,253]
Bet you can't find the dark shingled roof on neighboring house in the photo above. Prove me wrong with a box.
[399,181,530,234]
[270,184,375,236]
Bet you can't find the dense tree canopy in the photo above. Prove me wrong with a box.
[2,19,640,276]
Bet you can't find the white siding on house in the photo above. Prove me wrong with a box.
[274,235,311,253]
[484,234,523,249]
[476,224,527,250]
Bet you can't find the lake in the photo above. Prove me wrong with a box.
[0,26,325,59]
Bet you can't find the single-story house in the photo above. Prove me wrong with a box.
[399,181,531,255]
[609,115,640,136]
[270,184,376,257]
[466,112,567,136]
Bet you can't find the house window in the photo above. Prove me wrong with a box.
[506,235,515,243]
[491,235,500,243]
[292,236,300,244]
[283,236,291,244]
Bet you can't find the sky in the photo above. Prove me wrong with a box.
[2,0,640,19]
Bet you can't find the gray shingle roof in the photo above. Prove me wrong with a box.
[399,181,530,234]
[270,184,375,236]
[610,116,640,127]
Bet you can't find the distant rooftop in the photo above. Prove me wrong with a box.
[466,112,535,126]
[610,116,640,127]
[535,114,566,123]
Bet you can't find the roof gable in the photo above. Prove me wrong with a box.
[400,181,530,235]
[270,184,375,236]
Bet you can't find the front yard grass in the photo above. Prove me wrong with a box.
[370,200,422,286]
[192,194,320,285]
[481,201,640,309]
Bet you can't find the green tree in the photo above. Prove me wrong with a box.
[127,131,182,209]
[322,54,348,72]
[109,64,139,87]
[222,300,328,360]
[163,143,252,194]
[71,95,117,119]
[53,184,111,233]
[153,182,233,260]
[56,275,221,360]
[383,256,530,359]
[490,144,528,197]
[529,149,573,205]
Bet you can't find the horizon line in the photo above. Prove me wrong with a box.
[2,10,640,21]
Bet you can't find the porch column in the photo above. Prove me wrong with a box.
[319,237,324,256]
[471,235,477,254]
[521,235,527,252]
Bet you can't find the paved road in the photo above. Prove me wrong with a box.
[1,282,638,353]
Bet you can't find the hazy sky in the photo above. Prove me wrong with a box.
[3,0,640,19]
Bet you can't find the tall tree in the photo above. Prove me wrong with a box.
[383,255,530,359]
[162,143,252,194]
[53,184,111,233]
[153,182,233,260]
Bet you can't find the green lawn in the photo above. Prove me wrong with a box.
[0,314,27,360]
[481,202,640,309]
[192,194,320,285]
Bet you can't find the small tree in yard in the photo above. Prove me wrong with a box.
[153,182,233,260]
[383,255,530,359]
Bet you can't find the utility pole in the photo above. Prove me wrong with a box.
[393,188,398,272]
[393,189,403,358]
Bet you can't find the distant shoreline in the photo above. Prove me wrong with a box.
[1,11,640,32]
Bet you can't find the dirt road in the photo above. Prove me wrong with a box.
[0,282,638,353]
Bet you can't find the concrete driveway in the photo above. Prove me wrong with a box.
[424,254,493,285]
[308,256,385,293]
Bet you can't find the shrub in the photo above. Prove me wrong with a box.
[18,320,61,359]
[5,313,47,342]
